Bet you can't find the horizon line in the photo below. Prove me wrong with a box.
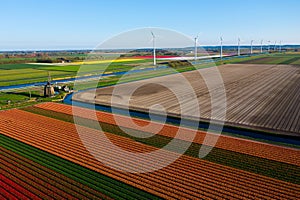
[1,44,300,52]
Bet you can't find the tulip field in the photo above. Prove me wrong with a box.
[34,102,300,166]
[21,103,300,183]
[0,104,300,199]
[0,133,157,200]
[1,145,112,199]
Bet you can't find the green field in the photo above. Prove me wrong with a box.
[1,53,300,87]
[291,58,300,65]
[0,90,68,110]
[0,63,74,86]
[0,91,44,107]
[0,92,29,102]
[0,59,154,87]
[231,53,300,65]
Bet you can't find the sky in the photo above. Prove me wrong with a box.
[1,0,299,50]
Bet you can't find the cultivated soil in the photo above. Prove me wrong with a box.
[73,64,300,136]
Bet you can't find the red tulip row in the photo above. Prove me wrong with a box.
[0,108,299,199]
[35,102,300,166]
[0,173,40,200]
[0,146,111,199]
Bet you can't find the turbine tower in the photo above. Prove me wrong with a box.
[220,37,223,60]
[238,38,241,56]
[151,31,156,66]
[274,41,277,51]
[260,40,263,53]
[250,40,254,54]
[194,35,199,61]
[279,41,282,52]
[267,41,271,52]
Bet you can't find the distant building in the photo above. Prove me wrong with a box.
[44,72,55,97]
[58,58,71,63]
[54,85,62,92]
[44,81,55,97]
[54,84,70,93]
[62,85,70,92]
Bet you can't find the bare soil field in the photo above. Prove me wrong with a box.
[73,64,300,136]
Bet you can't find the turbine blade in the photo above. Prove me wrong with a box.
[151,31,155,38]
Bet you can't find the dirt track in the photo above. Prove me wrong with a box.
[73,64,300,136]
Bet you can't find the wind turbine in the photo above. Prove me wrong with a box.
[260,40,263,53]
[151,31,156,66]
[274,41,277,51]
[220,37,223,60]
[194,35,199,61]
[238,38,241,56]
[267,40,271,52]
[250,40,254,54]
[279,41,282,52]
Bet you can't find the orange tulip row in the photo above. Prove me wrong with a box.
[35,102,300,166]
[0,108,299,199]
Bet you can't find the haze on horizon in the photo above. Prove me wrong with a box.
[1,0,300,50]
